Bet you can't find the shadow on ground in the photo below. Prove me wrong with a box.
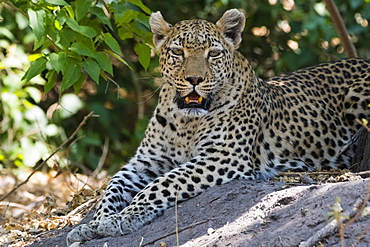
[27,179,370,247]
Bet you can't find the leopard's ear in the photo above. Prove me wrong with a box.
[216,9,245,49]
[150,11,172,50]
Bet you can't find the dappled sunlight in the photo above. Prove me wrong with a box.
[282,0,295,11]
[287,40,299,51]
[179,179,369,247]
[252,26,270,37]
[355,13,369,27]
[277,19,291,33]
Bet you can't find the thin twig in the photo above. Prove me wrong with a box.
[106,76,120,98]
[0,201,32,211]
[92,137,110,178]
[351,225,370,247]
[299,198,363,247]
[339,214,346,247]
[64,195,101,218]
[0,111,97,202]
[299,179,370,247]
[356,119,370,132]
[323,0,358,58]
[343,178,370,229]
[132,71,145,120]
[1,1,28,17]
[340,178,370,247]
[138,236,144,247]
[64,169,95,192]
[175,187,180,247]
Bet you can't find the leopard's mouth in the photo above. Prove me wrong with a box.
[177,91,211,110]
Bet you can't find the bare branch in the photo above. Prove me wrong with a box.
[0,111,97,202]
[323,0,358,58]
[92,137,110,178]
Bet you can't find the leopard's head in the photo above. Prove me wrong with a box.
[150,9,245,116]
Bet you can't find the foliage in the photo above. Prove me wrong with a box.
[0,0,154,173]
[1,0,370,175]
[0,40,52,170]
[145,0,370,78]
[325,195,370,247]
[15,0,152,92]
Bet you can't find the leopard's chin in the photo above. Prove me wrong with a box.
[179,108,209,117]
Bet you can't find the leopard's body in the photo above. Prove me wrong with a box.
[67,9,370,245]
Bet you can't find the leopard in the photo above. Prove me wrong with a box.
[67,9,370,245]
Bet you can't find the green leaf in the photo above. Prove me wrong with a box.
[25,86,42,103]
[313,3,328,16]
[33,35,49,51]
[118,25,134,40]
[106,50,132,70]
[82,59,100,83]
[117,9,136,24]
[61,60,82,91]
[15,12,28,30]
[44,0,69,6]
[27,9,46,41]
[103,33,122,55]
[55,20,63,30]
[137,12,151,30]
[66,17,97,38]
[65,16,79,31]
[134,43,151,70]
[111,2,127,22]
[90,6,113,30]
[73,72,85,93]
[56,7,67,25]
[58,29,73,49]
[131,22,148,37]
[22,57,47,82]
[0,27,15,40]
[127,0,151,15]
[70,42,95,57]
[77,26,97,38]
[65,5,75,19]
[45,70,57,93]
[49,52,67,72]
[75,0,93,21]
[93,52,113,75]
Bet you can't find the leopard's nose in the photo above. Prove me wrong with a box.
[185,76,204,85]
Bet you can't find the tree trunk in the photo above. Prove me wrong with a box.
[351,127,370,174]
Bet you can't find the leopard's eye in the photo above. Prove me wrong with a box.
[208,50,222,58]
[171,48,184,56]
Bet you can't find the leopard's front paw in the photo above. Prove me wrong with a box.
[97,214,139,236]
[66,223,99,246]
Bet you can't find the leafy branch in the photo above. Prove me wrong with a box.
[8,0,153,93]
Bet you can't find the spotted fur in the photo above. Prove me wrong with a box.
[67,9,370,245]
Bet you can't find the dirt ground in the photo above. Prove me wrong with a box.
[24,177,370,247]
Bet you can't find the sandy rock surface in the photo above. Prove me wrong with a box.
[27,179,370,247]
